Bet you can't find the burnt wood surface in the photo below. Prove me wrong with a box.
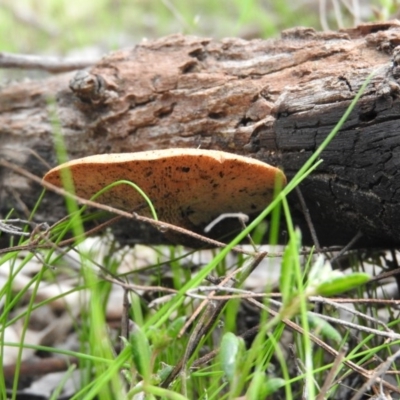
[2,22,400,247]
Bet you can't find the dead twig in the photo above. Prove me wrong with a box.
[0,52,98,73]
[0,218,38,237]
[316,344,348,400]
[350,348,400,400]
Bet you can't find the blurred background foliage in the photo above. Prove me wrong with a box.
[0,0,398,57]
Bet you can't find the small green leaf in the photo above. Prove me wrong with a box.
[220,332,244,383]
[166,316,186,339]
[247,372,285,398]
[264,378,286,396]
[308,313,342,343]
[129,322,152,382]
[316,273,370,297]
[152,363,174,384]
[120,336,130,348]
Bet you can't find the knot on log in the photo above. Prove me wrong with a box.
[69,70,118,104]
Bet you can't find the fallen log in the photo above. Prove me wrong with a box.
[2,21,400,247]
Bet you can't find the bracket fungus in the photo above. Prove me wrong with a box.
[43,148,286,242]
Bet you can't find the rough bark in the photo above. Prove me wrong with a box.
[2,21,400,247]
